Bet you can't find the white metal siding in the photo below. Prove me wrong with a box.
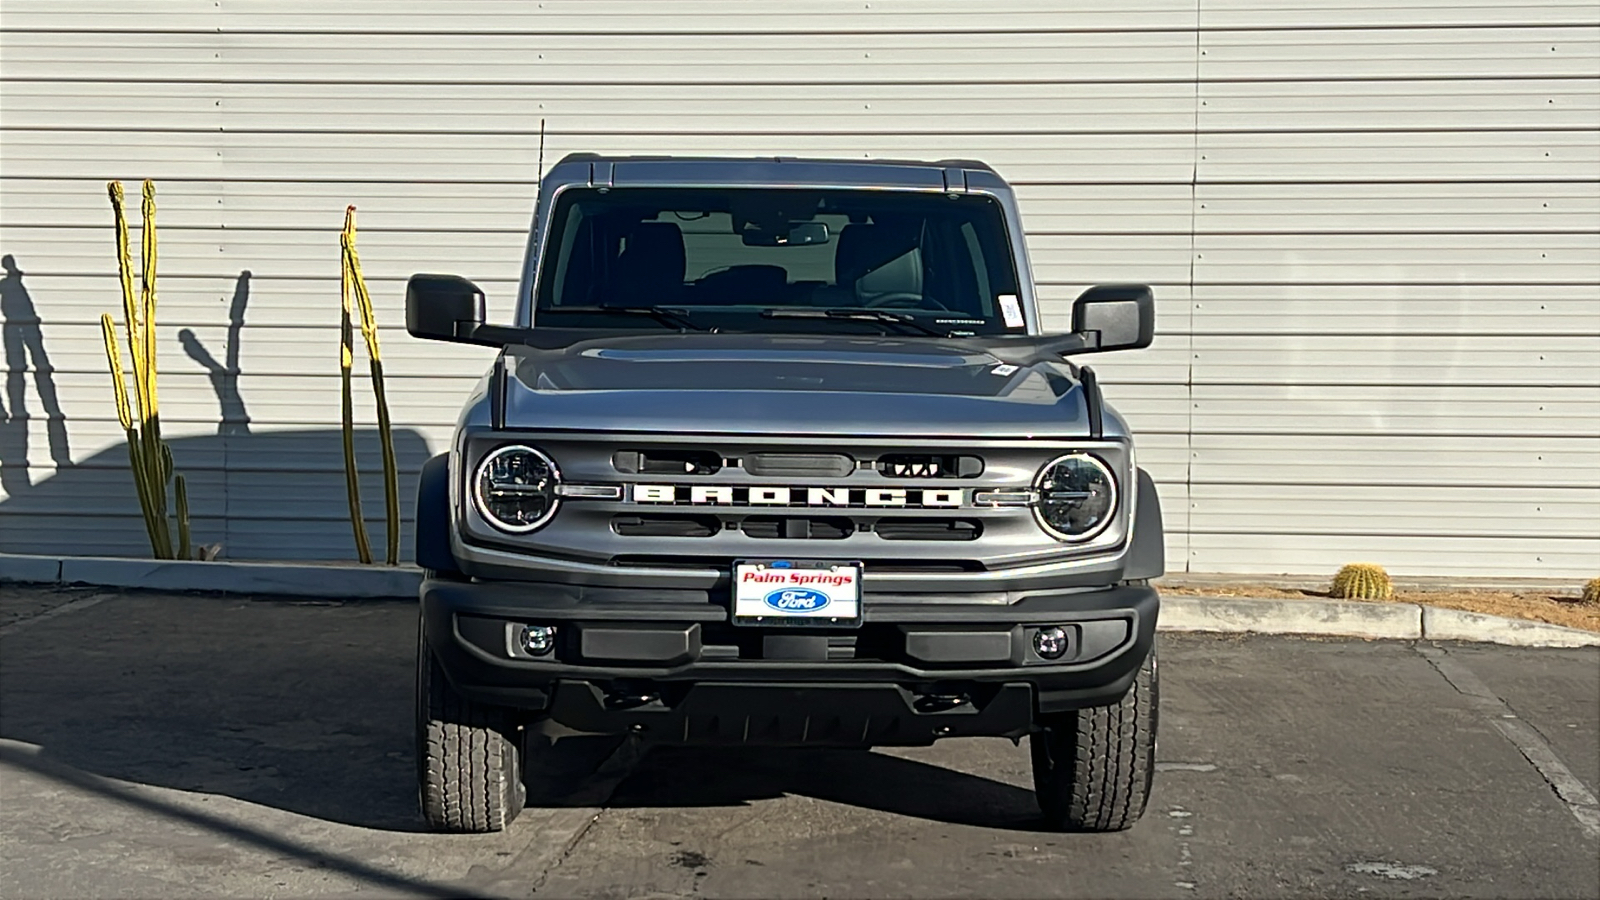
[1,0,1596,576]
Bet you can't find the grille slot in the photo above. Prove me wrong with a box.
[739,516,853,540]
[875,454,983,478]
[875,518,983,541]
[611,514,720,538]
[742,452,854,478]
[612,449,722,475]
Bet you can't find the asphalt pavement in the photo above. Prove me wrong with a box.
[1,584,1596,899]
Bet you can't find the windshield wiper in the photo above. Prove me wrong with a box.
[539,305,706,331]
[761,308,953,338]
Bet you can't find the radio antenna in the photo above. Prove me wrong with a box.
[533,116,547,233]
[537,117,546,184]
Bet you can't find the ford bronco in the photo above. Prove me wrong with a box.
[406,155,1163,833]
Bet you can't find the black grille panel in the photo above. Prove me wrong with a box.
[613,449,722,475]
[611,514,720,538]
[876,454,983,478]
[743,452,856,478]
[875,518,983,541]
[739,516,853,540]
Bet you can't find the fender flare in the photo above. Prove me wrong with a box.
[1125,467,1166,581]
[415,452,463,576]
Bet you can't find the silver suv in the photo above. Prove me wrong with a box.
[406,155,1164,833]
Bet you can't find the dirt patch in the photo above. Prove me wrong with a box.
[1161,582,1600,634]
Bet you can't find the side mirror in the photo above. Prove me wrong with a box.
[406,274,488,344]
[1071,284,1154,352]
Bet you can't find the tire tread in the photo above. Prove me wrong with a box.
[417,630,524,833]
[1032,646,1158,832]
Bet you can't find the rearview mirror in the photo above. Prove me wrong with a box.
[406,274,489,345]
[1071,284,1154,352]
[741,221,830,247]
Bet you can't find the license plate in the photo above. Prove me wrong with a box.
[732,559,863,627]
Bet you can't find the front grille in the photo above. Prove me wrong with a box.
[608,555,987,573]
[874,518,983,541]
[468,431,1130,572]
[739,516,853,540]
[876,454,983,478]
[612,449,722,475]
[743,452,855,478]
[611,514,719,538]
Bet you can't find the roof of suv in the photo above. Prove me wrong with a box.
[543,153,1008,193]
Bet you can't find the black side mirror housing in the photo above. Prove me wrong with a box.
[1071,284,1154,352]
[406,274,488,345]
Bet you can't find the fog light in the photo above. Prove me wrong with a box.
[518,624,557,656]
[1033,625,1070,660]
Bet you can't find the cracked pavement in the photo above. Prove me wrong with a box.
[1,584,1596,899]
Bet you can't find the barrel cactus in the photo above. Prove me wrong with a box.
[1329,563,1394,601]
[1582,577,1600,606]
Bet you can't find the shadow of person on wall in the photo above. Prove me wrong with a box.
[0,254,71,498]
[179,270,252,435]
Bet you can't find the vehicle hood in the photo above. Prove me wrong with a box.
[499,333,1100,438]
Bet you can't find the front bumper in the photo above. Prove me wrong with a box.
[422,578,1157,746]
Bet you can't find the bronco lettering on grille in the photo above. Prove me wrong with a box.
[630,485,964,508]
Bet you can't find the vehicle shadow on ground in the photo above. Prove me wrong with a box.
[1,589,1043,835]
[609,743,1046,831]
[0,595,438,832]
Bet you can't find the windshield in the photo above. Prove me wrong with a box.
[533,187,1024,336]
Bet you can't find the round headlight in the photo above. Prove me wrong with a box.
[473,445,560,532]
[1034,454,1117,542]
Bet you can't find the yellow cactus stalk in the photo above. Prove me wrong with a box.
[344,208,400,564]
[338,208,374,565]
[339,206,400,565]
[102,179,191,560]
[174,474,191,561]
[101,312,160,551]
[1329,563,1394,601]
[1581,577,1600,606]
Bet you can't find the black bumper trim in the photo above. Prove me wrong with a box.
[423,578,1158,729]
[547,680,1038,746]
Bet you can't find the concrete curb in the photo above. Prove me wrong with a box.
[1160,595,1600,648]
[4,553,1597,648]
[0,554,63,585]
[2,552,421,600]
[1160,595,1423,640]
[1420,606,1600,649]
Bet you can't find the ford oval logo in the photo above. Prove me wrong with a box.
[764,588,831,613]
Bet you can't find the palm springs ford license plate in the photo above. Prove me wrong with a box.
[733,560,863,626]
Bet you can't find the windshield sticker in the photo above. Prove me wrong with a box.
[998,294,1024,328]
[990,364,1019,377]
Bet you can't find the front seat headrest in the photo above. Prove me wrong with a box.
[612,223,685,304]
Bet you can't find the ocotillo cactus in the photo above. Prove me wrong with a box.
[100,180,190,560]
[339,207,399,565]
[1329,563,1393,601]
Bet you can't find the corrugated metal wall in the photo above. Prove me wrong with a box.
[1,1,1596,576]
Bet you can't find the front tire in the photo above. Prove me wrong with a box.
[1030,644,1158,832]
[416,622,526,833]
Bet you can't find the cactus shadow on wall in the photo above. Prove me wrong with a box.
[0,265,433,561]
[0,253,71,500]
[0,427,433,561]
[179,269,253,436]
